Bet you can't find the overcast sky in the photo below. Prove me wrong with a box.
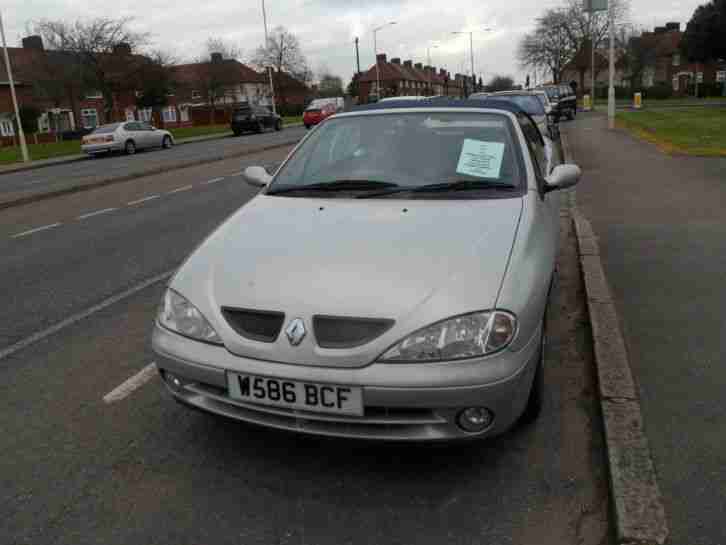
[3,0,705,86]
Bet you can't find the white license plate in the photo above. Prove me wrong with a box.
[227,373,363,416]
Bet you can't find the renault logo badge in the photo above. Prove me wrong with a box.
[285,318,306,346]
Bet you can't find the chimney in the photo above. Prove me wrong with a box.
[439,68,446,75]
[22,35,44,50]
[376,53,387,63]
[113,42,132,55]
[211,52,223,63]
[665,22,680,31]
[391,57,401,64]
[403,60,413,68]
[414,62,423,70]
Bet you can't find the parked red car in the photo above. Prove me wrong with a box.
[303,101,337,129]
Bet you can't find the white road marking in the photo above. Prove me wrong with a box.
[0,269,175,362]
[227,171,243,177]
[203,177,225,185]
[103,362,158,404]
[25,179,45,185]
[127,194,160,206]
[168,185,193,194]
[77,207,118,220]
[11,222,62,239]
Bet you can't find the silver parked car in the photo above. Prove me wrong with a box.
[81,121,174,156]
[152,100,581,441]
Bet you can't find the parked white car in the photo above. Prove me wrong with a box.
[81,122,174,156]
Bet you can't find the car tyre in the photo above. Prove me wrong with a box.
[256,121,264,133]
[162,135,173,149]
[233,129,242,137]
[275,119,282,131]
[125,140,136,155]
[520,311,547,424]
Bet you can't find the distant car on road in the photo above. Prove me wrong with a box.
[537,84,577,120]
[81,122,174,156]
[303,100,337,129]
[231,104,282,136]
[485,91,563,170]
[152,99,582,441]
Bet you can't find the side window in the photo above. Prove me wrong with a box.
[518,114,547,189]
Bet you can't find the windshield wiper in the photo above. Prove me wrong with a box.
[356,180,517,198]
[267,180,399,195]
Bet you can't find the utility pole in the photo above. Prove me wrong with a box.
[354,37,361,75]
[607,0,615,129]
[0,11,29,162]
[590,10,596,109]
[261,0,276,115]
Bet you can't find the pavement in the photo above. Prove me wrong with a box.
[563,112,726,545]
[0,126,307,208]
[0,144,611,544]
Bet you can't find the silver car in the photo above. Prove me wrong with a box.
[81,121,174,156]
[152,101,581,441]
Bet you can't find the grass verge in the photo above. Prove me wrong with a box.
[617,108,726,156]
[0,140,82,165]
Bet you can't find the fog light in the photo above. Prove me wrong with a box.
[456,407,494,433]
[164,371,184,392]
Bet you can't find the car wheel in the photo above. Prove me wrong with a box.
[256,122,264,133]
[275,119,282,131]
[520,313,546,424]
[125,140,136,155]
[162,135,173,149]
[233,130,242,137]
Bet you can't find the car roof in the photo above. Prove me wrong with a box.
[351,98,526,116]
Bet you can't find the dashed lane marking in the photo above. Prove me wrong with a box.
[103,362,158,403]
[203,177,225,185]
[168,185,194,194]
[77,207,118,220]
[127,194,160,206]
[11,223,62,238]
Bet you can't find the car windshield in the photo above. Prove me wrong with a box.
[270,111,522,197]
[489,95,545,116]
[544,87,559,99]
[91,124,120,134]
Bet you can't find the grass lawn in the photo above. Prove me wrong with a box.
[0,139,82,166]
[617,108,726,156]
[168,124,231,140]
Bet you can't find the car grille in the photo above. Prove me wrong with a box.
[221,307,285,343]
[313,315,394,349]
[181,382,450,440]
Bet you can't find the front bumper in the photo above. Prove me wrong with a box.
[82,142,122,154]
[152,323,542,441]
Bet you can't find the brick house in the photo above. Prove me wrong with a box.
[0,35,157,142]
[169,54,270,125]
[357,53,470,103]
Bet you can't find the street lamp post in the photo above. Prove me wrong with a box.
[373,21,396,101]
[261,0,276,115]
[0,11,28,163]
[452,28,492,96]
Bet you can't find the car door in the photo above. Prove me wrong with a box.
[140,122,162,148]
[518,113,560,242]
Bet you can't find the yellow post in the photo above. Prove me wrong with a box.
[583,94,592,111]
[634,92,642,109]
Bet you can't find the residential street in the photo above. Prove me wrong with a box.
[0,146,610,545]
[0,126,307,204]
[564,113,726,545]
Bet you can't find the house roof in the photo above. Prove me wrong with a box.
[171,59,267,86]
[266,70,309,91]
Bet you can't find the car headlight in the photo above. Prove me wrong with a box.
[377,310,516,362]
[157,288,223,344]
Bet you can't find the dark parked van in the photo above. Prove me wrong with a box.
[231,104,282,136]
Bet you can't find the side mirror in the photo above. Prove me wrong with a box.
[545,164,581,192]
[243,165,272,188]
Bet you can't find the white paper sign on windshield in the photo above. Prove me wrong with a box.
[456,139,505,179]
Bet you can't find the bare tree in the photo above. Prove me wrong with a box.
[33,17,150,122]
[518,10,575,83]
[251,26,310,107]
[136,50,179,122]
[617,26,658,89]
[204,37,244,61]
[316,66,344,98]
[486,75,516,92]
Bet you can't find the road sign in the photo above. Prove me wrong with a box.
[584,0,607,12]
[634,93,642,109]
